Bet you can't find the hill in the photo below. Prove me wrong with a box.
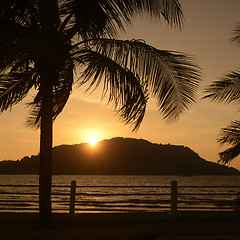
[0,137,239,175]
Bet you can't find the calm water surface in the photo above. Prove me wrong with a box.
[0,175,240,213]
[0,174,240,186]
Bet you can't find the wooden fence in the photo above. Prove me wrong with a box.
[0,181,239,214]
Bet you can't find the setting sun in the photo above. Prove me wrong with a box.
[81,128,104,147]
[87,135,100,146]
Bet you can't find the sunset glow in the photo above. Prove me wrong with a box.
[87,135,100,146]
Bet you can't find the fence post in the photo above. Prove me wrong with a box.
[171,180,178,215]
[70,180,76,215]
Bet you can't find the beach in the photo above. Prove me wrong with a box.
[1,213,240,240]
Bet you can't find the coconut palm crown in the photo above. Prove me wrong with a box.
[0,0,201,226]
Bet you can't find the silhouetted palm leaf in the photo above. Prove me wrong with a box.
[218,120,240,164]
[231,23,240,45]
[0,70,37,111]
[204,71,240,104]
[72,48,148,130]
[62,0,183,40]
[219,145,240,164]
[82,39,200,122]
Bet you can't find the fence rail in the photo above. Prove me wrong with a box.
[0,181,239,214]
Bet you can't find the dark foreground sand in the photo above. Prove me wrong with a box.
[1,213,240,240]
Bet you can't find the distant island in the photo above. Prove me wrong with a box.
[0,137,239,175]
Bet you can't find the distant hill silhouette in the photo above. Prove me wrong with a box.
[0,137,239,175]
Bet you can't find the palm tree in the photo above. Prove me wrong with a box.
[204,23,240,164]
[0,0,200,227]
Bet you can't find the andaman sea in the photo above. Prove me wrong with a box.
[0,175,240,213]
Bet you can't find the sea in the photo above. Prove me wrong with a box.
[1,174,240,186]
[0,175,240,213]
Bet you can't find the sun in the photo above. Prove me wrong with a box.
[82,129,103,147]
[87,135,99,147]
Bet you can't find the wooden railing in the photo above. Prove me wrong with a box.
[0,181,239,214]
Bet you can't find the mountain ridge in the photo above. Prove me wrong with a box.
[0,137,239,175]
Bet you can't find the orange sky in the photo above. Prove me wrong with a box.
[1,0,240,170]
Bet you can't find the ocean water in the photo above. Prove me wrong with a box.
[0,175,240,213]
[1,174,240,186]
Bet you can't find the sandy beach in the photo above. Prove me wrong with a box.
[1,213,240,240]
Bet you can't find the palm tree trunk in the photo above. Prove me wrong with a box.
[39,79,53,227]
[37,0,59,227]
[37,0,60,228]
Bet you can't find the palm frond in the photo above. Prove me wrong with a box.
[230,23,240,45]
[0,22,30,71]
[62,0,183,39]
[133,0,183,28]
[73,49,148,131]
[0,0,40,28]
[218,143,240,164]
[203,71,240,104]
[218,120,240,146]
[86,38,200,122]
[0,70,36,112]
[0,19,40,73]
[217,120,240,164]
